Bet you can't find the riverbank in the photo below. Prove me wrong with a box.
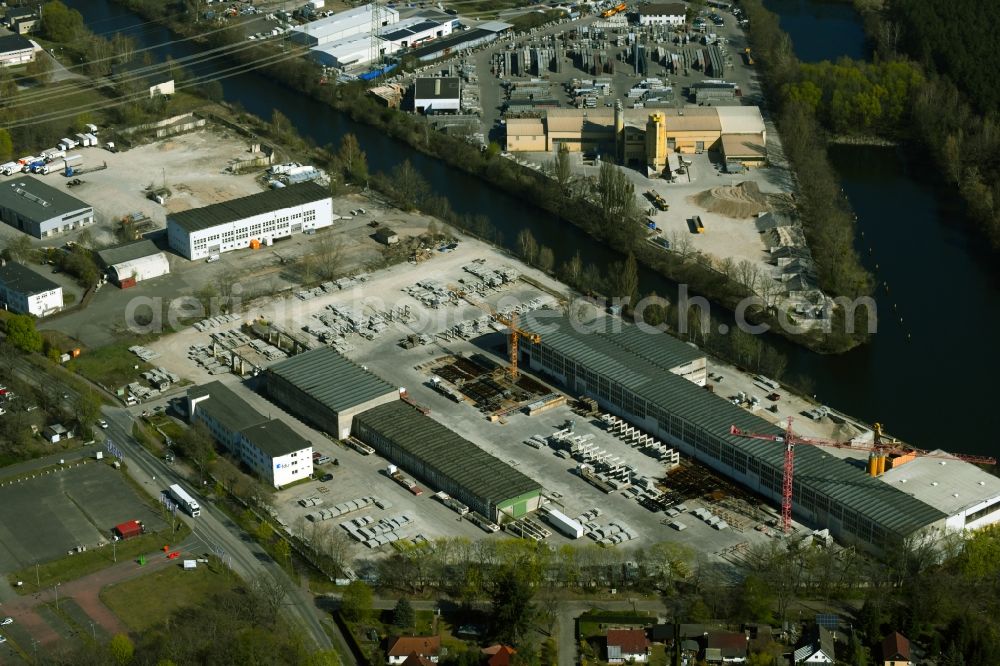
[110,0,872,355]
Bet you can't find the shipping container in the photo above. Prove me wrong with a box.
[543,508,584,538]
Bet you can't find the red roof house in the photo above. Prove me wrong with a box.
[387,636,441,665]
[113,520,144,540]
[606,629,651,663]
[881,631,912,666]
[481,645,516,666]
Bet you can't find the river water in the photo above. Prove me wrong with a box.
[71,0,1000,456]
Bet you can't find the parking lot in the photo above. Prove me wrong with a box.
[0,461,166,575]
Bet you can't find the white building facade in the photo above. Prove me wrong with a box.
[167,182,333,260]
[290,3,399,47]
[0,34,37,67]
[638,3,687,26]
[0,262,63,316]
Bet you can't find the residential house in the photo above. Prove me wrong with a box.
[481,645,516,666]
[880,632,912,666]
[387,636,441,666]
[792,626,835,664]
[705,630,748,663]
[606,629,650,663]
[44,423,71,444]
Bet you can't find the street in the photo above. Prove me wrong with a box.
[101,406,344,656]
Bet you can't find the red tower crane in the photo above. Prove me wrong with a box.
[729,418,997,534]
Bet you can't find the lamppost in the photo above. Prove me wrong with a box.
[53,583,61,610]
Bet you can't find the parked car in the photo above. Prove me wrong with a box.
[97,419,108,429]
[1,617,12,626]
[319,473,333,482]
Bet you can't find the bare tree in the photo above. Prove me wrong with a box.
[735,259,761,295]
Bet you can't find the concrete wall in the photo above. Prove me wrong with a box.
[0,283,61,316]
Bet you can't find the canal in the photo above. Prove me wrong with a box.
[71,0,1000,456]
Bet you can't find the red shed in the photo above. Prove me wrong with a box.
[114,520,144,540]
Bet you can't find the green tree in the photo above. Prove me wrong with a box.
[271,109,292,139]
[109,633,135,665]
[489,565,535,645]
[40,0,85,43]
[516,229,539,265]
[392,597,415,631]
[73,389,102,434]
[536,246,555,273]
[340,580,373,623]
[614,252,639,309]
[551,144,572,190]
[338,133,368,184]
[177,420,216,478]
[389,160,430,211]
[0,129,12,162]
[25,55,53,85]
[5,315,42,353]
[3,236,33,264]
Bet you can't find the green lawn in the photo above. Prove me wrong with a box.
[67,339,153,389]
[101,562,236,632]
[8,524,190,595]
[577,610,656,638]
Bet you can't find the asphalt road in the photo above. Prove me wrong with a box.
[100,406,341,655]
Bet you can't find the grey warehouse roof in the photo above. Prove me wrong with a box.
[96,239,162,267]
[169,182,330,233]
[267,346,397,414]
[414,77,460,100]
[189,381,267,434]
[239,419,311,458]
[521,310,947,539]
[0,262,60,295]
[355,401,541,503]
[0,177,92,221]
[639,2,688,16]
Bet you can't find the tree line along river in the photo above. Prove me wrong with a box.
[68,0,1000,457]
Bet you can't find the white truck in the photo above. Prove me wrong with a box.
[167,483,201,517]
[0,162,19,175]
[75,133,95,148]
[41,148,66,162]
[542,508,584,539]
[57,138,79,151]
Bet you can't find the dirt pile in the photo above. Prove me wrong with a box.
[688,181,773,218]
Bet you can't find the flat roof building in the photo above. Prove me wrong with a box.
[264,346,400,439]
[414,77,460,114]
[0,34,36,66]
[0,176,94,238]
[188,381,313,488]
[166,182,333,260]
[353,401,543,523]
[290,3,399,47]
[0,261,63,317]
[518,310,966,554]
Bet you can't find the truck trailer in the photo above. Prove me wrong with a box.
[167,483,201,517]
[542,508,584,539]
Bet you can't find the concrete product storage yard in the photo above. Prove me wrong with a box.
[352,400,543,523]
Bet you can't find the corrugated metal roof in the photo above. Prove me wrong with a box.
[239,419,311,458]
[0,262,59,296]
[168,182,330,233]
[521,311,947,539]
[0,176,92,222]
[266,346,397,413]
[96,239,161,267]
[355,401,541,503]
[189,381,268,434]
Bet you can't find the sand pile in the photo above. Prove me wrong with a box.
[688,181,772,218]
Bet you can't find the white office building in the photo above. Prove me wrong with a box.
[166,182,333,260]
[414,77,461,114]
[0,261,63,317]
[638,2,688,26]
[309,17,451,69]
[290,3,399,47]
[188,381,314,489]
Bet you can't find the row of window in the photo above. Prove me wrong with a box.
[531,342,892,547]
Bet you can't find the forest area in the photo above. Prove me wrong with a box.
[765,0,1000,248]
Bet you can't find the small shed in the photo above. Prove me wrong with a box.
[374,227,399,245]
[113,520,144,540]
[97,239,170,287]
[44,423,70,443]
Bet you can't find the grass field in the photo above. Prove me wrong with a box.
[67,338,153,389]
[8,524,190,595]
[101,562,236,632]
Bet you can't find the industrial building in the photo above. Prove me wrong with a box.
[406,21,511,63]
[0,34,36,66]
[505,105,767,172]
[0,261,62,317]
[413,77,460,114]
[166,182,333,260]
[308,15,452,69]
[0,176,94,238]
[518,310,1000,553]
[96,239,170,288]
[637,2,688,26]
[264,346,401,439]
[187,381,313,488]
[290,3,399,47]
[353,401,543,523]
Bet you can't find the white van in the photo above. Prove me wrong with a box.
[205,254,220,263]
